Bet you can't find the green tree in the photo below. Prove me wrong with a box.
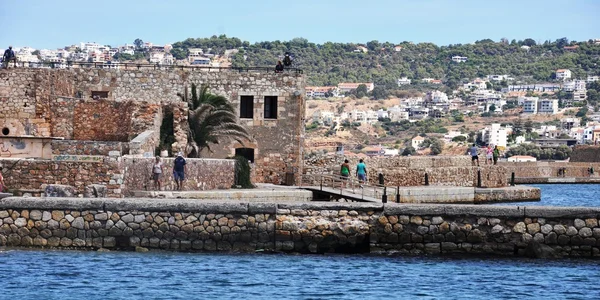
[401,146,416,156]
[178,84,251,157]
[524,119,533,133]
[488,104,496,112]
[134,38,144,50]
[576,106,588,117]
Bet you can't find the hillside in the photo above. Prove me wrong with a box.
[171,36,600,95]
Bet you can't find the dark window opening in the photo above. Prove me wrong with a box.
[235,148,255,163]
[2,127,10,135]
[91,91,109,99]
[240,96,254,119]
[264,96,278,119]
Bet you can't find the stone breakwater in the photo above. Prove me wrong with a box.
[1,197,600,258]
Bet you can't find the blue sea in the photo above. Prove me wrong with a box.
[0,184,599,299]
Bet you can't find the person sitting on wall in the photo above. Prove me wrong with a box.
[2,46,17,69]
[275,61,284,73]
[173,152,186,191]
[283,52,292,67]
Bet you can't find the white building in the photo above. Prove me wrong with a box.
[562,80,587,92]
[337,83,375,94]
[508,155,537,162]
[376,109,389,119]
[481,123,507,147]
[520,45,531,51]
[518,96,539,106]
[587,75,600,83]
[425,90,449,103]
[412,136,425,149]
[452,56,468,63]
[487,75,509,81]
[349,110,367,123]
[522,98,538,114]
[366,110,379,124]
[538,99,559,114]
[79,42,102,53]
[312,111,335,126]
[556,69,572,81]
[463,78,487,90]
[387,107,409,122]
[397,77,411,86]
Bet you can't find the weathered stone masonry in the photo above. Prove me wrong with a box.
[1,198,599,258]
[0,68,306,185]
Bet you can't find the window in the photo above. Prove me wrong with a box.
[240,96,254,119]
[264,96,278,119]
[91,91,109,99]
[235,148,255,163]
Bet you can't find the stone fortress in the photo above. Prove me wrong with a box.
[0,66,305,196]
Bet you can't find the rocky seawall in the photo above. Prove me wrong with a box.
[0,197,599,258]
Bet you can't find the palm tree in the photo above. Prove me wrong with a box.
[178,84,251,157]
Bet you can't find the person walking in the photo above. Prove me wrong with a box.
[152,156,163,191]
[340,159,350,188]
[173,152,186,191]
[2,46,16,69]
[493,146,500,165]
[468,144,479,166]
[356,159,367,187]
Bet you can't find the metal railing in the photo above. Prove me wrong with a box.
[300,173,399,202]
[1,60,303,74]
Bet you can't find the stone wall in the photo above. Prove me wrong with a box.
[500,161,600,179]
[121,157,235,195]
[2,158,124,197]
[304,155,508,188]
[0,68,305,184]
[1,199,599,258]
[570,145,600,162]
[51,140,126,156]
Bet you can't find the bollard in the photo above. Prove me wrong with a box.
[396,186,400,203]
[378,173,384,185]
[477,170,482,188]
[382,187,387,203]
[511,172,515,186]
[424,173,429,186]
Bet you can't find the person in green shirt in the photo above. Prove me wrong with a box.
[340,159,350,188]
[356,159,367,187]
[493,146,500,165]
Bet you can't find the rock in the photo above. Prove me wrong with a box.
[72,217,84,229]
[399,215,410,224]
[42,211,52,221]
[83,184,107,198]
[410,216,423,225]
[513,222,526,233]
[121,214,134,223]
[30,210,42,221]
[524,241,560,259]
[554,224,566,235]
[566,226,578,236]
[14,218,27,227]
[51,211,64,221]
[574,219,586,229]
[45,184,76,197]
[135,246,149,253]
[579,227,593,238]
[527,223,540,234]
[585,219,598,228]
[97,248,111,252]
[95,213,108,221]
[491,225,503,234]
[540,224,553,235]
[431,217,444,225]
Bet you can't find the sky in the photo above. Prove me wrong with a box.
[1,0,599,49]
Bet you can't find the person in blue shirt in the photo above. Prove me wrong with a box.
[468,144,479,166]
[173,152,186,191]
[2,46,16,69]
[356,159,367,187]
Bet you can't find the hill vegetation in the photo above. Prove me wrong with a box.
[171,35,600,97]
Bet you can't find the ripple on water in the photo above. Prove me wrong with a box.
[1,250,600,299]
